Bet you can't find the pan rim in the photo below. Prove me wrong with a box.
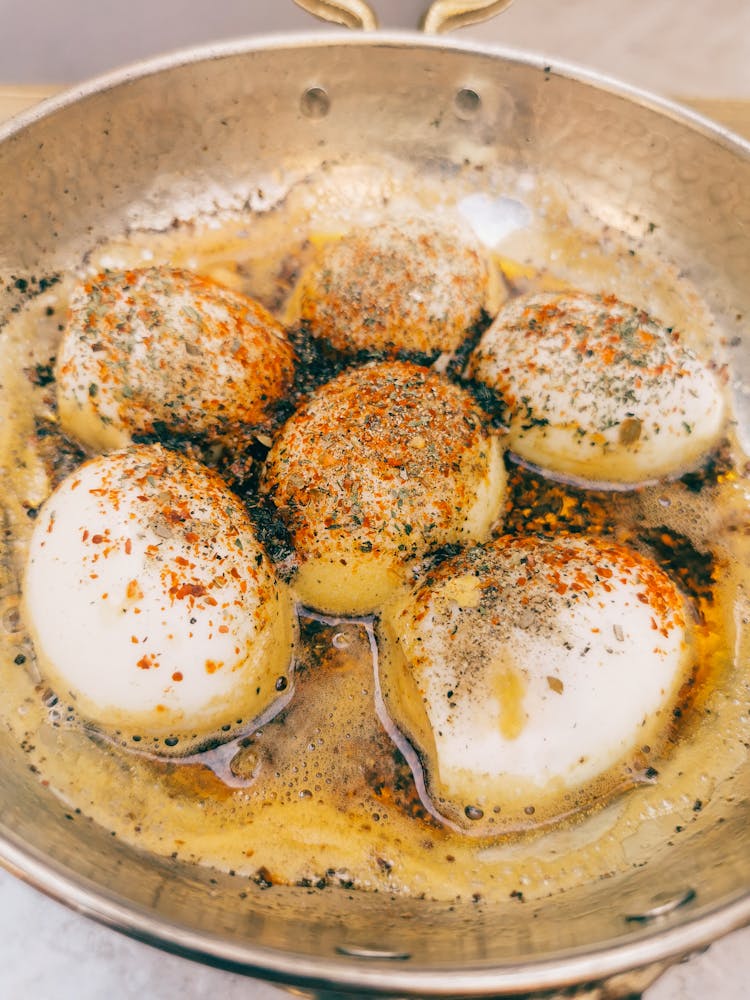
[3,822,750,995]
[1,29,749,157]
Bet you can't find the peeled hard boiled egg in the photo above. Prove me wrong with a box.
[467,291,725,486]
[23,444,295,751]
[378,534,693,834]
[261,361,505,615]
[56,266,296,452]
[295,221,490,356]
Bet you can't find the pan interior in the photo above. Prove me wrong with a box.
[0,36,749,990]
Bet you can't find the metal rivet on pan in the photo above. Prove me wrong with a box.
[454,87,482,119]
[300,86,331,119]
[336,944,412,960]
[624,887,696,924]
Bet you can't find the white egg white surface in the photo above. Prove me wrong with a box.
[379,534,693,832]
[56,266,295,452]
[23,444,295,748]
[467,291,725,486]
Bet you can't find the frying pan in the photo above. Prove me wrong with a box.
[1,1,749,996]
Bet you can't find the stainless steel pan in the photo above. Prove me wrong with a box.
[1,1,749,996]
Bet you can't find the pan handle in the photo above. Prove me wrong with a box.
[291,0,514,33]
[291,0,378,30]
[422,0,514,33]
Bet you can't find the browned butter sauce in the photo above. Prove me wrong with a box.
[1,162,749,903]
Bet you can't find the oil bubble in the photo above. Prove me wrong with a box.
[464,805,484,821]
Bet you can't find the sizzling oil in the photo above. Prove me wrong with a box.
[1,162,749,903]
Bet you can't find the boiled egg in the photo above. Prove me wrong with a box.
[56,266,295,452]
[467,291,725,486]
[378,534,693,834]
[295,221,490,356]
[261,361,505,615]
[23,444,295,751]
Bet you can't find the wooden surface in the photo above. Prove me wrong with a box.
[0,85,61,121]
[1,85,749,139]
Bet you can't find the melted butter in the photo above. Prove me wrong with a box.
[0,160,748,903]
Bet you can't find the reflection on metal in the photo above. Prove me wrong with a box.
[335,943,412,960]
[625,888,697,924]
[422,0,515,34]
[292,0,378,31]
